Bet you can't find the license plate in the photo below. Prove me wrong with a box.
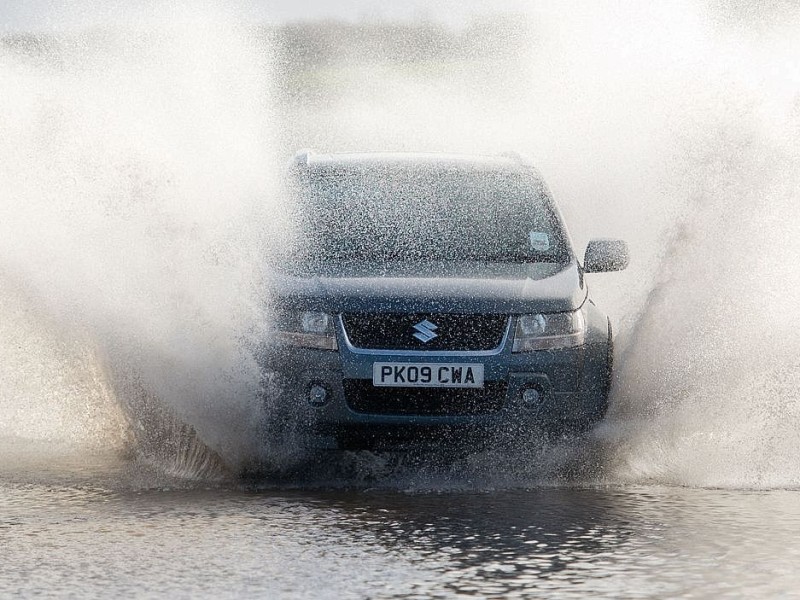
[372,363,484,388]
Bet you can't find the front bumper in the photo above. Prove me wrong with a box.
[261,314,609,450]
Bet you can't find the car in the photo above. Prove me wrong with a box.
[264,150,629,452]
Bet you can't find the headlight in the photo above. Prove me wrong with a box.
[275,310,338,351]
[512,311,585,352]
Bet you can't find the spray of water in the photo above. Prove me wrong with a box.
[2,1,798,487]
[0,4,284,475]
[529,2,800,488]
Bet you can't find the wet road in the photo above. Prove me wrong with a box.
[3,451,800,599]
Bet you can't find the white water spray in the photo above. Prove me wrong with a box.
[2,1,798,487]
[0,5,282,472]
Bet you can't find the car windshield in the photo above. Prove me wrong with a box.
[290,165,571,265]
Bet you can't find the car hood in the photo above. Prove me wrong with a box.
[269,260,586,314]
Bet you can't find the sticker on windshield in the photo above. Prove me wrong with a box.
[529,231,550,252]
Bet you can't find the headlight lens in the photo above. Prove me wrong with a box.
[512,311,585,352]
[275,310,338,350]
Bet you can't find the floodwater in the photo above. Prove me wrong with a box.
[3,449,800,599]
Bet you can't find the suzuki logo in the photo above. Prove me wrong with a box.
[412,319,439,344]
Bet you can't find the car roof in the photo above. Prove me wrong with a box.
[290,150,538,176]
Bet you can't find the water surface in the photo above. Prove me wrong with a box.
[3,452,799,599]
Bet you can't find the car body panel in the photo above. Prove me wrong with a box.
[272,260,587,314]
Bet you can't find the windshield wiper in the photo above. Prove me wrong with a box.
[482,251,543,263]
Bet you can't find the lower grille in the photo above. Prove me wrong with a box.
[343,380,507,417]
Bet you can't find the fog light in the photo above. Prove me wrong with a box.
[521,387,543,408]
[308,383,329,407]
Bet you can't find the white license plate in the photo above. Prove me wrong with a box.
[372,363,484,388]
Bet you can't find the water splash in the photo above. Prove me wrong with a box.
[0,5,282,475]
[2,2,799,488]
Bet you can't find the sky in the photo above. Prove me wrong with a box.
[0,0,530,31]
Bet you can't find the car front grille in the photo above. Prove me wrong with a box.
[342,313,508,351]
[343,380,507,417]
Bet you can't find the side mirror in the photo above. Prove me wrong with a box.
[584,239,630,273]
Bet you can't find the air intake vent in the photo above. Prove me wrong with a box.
[343,380,507,416]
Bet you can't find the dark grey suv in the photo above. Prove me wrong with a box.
[266,151,628,450]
